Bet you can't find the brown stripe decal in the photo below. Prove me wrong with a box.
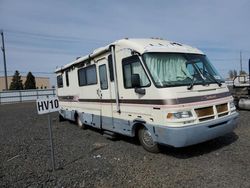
[177,92,231,104]
[58,92,231,105]
[78,99,116,103]
[59,96,75,100]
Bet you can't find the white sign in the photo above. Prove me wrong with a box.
[36,96,60,115]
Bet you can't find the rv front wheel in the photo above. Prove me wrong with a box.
[138,127,159,153]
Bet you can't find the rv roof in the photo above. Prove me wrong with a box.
[55,38,203,73]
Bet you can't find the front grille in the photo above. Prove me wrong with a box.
[218,112,229,117]
[194,103,229,122]
[216,103,228,117]
[199,116,215,122]
[216,103,228,113]
[195,106,214,122]
[195,106,214,117]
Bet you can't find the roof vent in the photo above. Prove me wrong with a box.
[150,37,164,40]
[170,42,182,46]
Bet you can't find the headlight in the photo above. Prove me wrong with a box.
[167,111,193,119]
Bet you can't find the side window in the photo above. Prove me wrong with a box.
[57,75,63,88]
[65,70,69,86]
[122,55,150,88]
[108,55,114,81]
[78,65,97,86]
[86,65,97,85]
[78,68,87,86]
[99,64,108,90]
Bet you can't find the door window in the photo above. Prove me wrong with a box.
[122,56,150,88]
[99,64,108,90]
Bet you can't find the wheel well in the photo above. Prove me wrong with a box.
[133,123,145,138]
[74,111,78,121]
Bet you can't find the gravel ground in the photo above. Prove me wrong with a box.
[0,102,250,188]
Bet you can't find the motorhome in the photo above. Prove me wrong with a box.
[55,38,239,153]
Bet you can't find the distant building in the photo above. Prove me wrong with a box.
[0,76,50,91]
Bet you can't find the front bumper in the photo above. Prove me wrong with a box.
[155,112,239,147]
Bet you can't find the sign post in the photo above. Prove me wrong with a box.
[47,112,55,171]
[36,96,60,171]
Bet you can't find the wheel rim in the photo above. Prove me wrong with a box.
[142,128,155,147]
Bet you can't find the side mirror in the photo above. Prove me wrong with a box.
[131,74,141,88]
[131,74,146,95]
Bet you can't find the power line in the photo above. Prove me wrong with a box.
[3,29,250,57]
[5,29,110,44]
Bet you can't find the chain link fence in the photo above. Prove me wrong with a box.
[0,89,56,104]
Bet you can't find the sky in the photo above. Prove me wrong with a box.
[0,0,250,86]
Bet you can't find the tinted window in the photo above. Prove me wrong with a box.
[86,65,97,85]
[78,65,97,86]
[108,55,114,81]
[122,56,150,88]
[57,75,63,88]
[65,70,69,86]
[99,64,108,90]
[78,69,87,86]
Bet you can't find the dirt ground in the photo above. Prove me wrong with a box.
[0,102,250,188]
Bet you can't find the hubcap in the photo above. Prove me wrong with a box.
[142,129,155,147]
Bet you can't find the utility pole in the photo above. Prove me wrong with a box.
[240,50,242,75]
[249,59,250,77]
[1,30,8,90]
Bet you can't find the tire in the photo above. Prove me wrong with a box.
[76,115,86,129]
[138,126,159,153]
[59,114,65,122]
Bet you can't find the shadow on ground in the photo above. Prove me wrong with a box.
[64,119,239,159]
[113,131,238,158]
[159,132,238,158]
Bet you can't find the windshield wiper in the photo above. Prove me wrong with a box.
[187,76,195,90]
[186,59,206,90]
[202,69,222,87]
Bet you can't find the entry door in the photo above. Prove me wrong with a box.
[98,59,114,131]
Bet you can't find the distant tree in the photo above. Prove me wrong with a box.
[233,70,238,78]
[9,70,23,90]
[228,69,238,79]
[239,70,247,76]
[228,70,234,79]
[24,72,36,89]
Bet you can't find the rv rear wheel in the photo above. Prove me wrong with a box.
[59,114,65,122]
[76,115,86,129]
[138,127,159,153]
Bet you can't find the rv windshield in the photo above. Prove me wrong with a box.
[142,53,224,88]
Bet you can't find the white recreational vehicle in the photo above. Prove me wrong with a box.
[55,38,239,153]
